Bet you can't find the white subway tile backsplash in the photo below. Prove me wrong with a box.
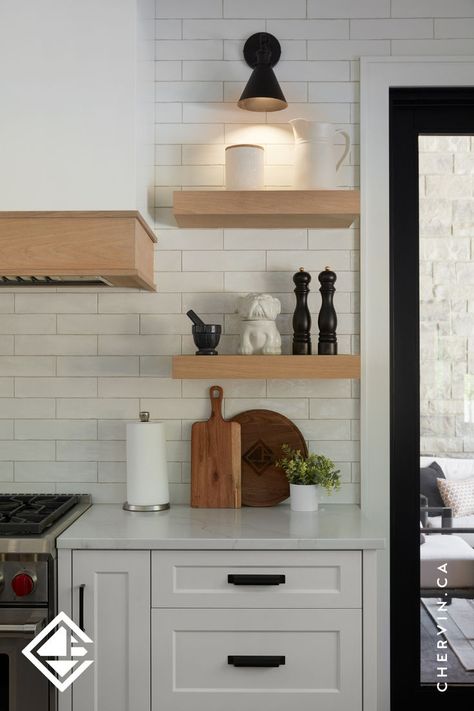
[276,61,350,82]
[15,461,97,483]
[98,377,180,398]
[98,335,180,356]
[0,379,13,397]
[15,335,97,356]
[157,272,224,292]
[183,60,249,81]
[392,0,474,17]
[183,102,266,124]
[295,419,351,440]
[224,229,307,250]
[183,250,265,272]
[0,421,13,439]
[140,314,194,334]
[57,315,139,335]
[0,441,55,460]
[0,295,14,313]
[182,144,224,165]
[267,380,352,398]
[182,292,238,313]
[156,123,224,144]
[155,61,182,80]
[156,81,223,102]
[57,357,139,377]
[98,462,126,482]
[350,18,433,39]
[99,293,181,314]
[308,0,390,18]
[155,145,181,165]
[266,250,351,272]
[392,39,474,55]
[15,420,97,440]
[0,338,14,355]
[0,357,55,377]
[308,82,358,102]
[0,315,56,334]
[183,19,260,39]
[435,19,474,38]
[182,379,266,398]
[155,102,182,123]
[57,399,139,420]
[267,19,349,39]
[57,441,126,462]
[15,294,97,313]
[155,19,182,39]
[156,0,222,18]
[0,463,13,482]
[308,39,390,60]
[224,0,306,19]
[155,39,223,60]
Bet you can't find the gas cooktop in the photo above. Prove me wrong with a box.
[0,494,80,535]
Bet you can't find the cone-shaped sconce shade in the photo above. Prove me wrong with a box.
[237,33,288,112]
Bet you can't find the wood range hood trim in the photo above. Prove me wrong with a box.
[0,211,157,291]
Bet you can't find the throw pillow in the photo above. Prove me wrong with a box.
[420,461,446,508]
[437,476,474,517]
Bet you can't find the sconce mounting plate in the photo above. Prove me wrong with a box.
[243,33,281,68]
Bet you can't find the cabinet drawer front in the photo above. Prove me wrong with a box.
[151,550,361,608]
[152,608,361,711]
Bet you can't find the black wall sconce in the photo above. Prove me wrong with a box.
[237,33,287,112]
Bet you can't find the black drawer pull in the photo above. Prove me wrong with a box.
[78,584,85,632]
[227,574,286,586]
[228,655,285,668]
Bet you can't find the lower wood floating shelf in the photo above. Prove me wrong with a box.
[172,355,360,380]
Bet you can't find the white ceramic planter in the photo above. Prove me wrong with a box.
[289,483,319,512]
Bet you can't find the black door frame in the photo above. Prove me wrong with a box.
[390,86,474,707]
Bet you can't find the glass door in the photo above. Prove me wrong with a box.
[390,88,474,707]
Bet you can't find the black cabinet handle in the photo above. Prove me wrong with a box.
[79,584,85,632]
[228,655,285,667]
[227,574,286,586]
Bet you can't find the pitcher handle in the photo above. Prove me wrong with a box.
[336,130,351,171]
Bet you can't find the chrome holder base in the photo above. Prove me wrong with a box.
[122,502,170,512]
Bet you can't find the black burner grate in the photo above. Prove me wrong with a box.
[0,494,79,535]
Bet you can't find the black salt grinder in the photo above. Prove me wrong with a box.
[317,267,338,355]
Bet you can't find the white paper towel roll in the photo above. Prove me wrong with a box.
[125,414,169,510]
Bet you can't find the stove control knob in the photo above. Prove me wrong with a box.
[11,572,35,597]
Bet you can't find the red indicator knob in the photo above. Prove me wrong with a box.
[11,572,35,597]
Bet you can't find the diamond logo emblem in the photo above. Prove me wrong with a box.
[243,439,274,474]
[22,611,93,692]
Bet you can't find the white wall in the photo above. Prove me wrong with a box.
[0,1,473,507]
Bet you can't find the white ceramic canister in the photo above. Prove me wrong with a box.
[225,144,264,190]
[289,483,319,512]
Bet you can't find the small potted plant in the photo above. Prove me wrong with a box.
[276,444,341,512]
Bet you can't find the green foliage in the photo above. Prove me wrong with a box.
[276,444,341,493]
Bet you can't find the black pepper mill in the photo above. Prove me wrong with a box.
[318,266,338,355]
[292,268,312,355]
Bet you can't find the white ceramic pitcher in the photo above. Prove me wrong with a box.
[290,119,351,189]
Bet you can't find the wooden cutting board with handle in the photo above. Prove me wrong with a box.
[191,385,241,508]
[230,409,308,507]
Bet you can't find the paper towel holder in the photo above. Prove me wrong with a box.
[123,411,171,512]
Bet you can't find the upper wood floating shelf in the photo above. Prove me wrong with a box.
[173,190,360,229]
[172,355,360,380]
[0,211,157,290]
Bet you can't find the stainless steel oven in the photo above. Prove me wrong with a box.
[0,608,49,710]
[0,494,91,711]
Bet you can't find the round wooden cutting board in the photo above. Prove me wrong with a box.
[230,409,308,507]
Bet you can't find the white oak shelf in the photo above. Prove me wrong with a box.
[173,190,360,228]
[172,355,360,380]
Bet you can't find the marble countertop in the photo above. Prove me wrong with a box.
[57,504,385,550]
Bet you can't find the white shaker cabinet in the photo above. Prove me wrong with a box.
[67,550,150,711]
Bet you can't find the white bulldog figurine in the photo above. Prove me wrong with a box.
[237,293,282,355]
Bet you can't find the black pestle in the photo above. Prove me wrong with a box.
[186,310,206,328]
